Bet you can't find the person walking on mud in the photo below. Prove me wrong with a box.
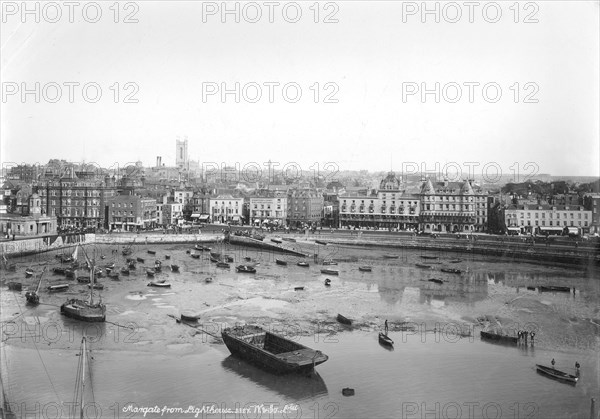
[384,320,389,335]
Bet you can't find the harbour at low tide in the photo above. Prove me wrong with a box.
[1,241,599,418]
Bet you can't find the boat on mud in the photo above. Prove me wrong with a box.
[440,268,462,274]
[420,255,438,260]
[416,263,433,269]
[275,259,288,266]
[358,266,372,272]
[216,262,230,269]
[337,314,352,325]
[236,265,256,273]
[539,286,571,293]
[297,262,309,267]
[321,269,339,275]
[171,264,180,272]
[383,254,398,259]
[148,280,170,288]
[221,325,328,374]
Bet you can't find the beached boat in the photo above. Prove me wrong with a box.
[7,282,22,291]
[191,253,200,259]
[322,260,337,265]
[416,263,433,269]
[120,267,130,275]
[535,364,578,384]
[315,240,327,245]
[224,255,234,262]
[282,237,296,242]
[210,252,221,259]
[236,265,256,273]
[321,269,339,275]
[441,268,462,274]
[449,259,462,263]
[337,314,352,325]
[136,257,145,263]
[47,283,69,292]
[107,271,119,280]
[26,269,45,304]
[128,261,136,270]
[428,278,444,284]
[210,256,219,263]
[539,286,571,293]
[25,268,34,277]
[65,268,76,278]
[378,333,394,346]
[147,250,156,255]
[216,262,230,269]
[342,388,355,396]
[165,255,171,260]
[52,267,66,275]
[181,313,200,322]
[221,325,328,374]
[358,266,372,272]
[244,257,252,261]
[294,286,304,291]
[205,277,213,283]
[297,261,309,267]
[146,269,155,277]
[383,254,398,259]
[170,264,180,272]
[480,331,518,345]
[77,276,91,284]
[61,256,106,322]
[88,283,104,290]
[420,255,438,260]
[148,281,170,288]
[271,238,282,244]
[275,259,288,266]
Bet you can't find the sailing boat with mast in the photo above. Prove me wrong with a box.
[61,248,106,322]
[25,266,47,305]
[72,336,94,419]
[1,254,16,272]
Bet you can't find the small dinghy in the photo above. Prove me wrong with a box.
[358,266,372,272]
[378,332,394,346]
[297,262,309,267]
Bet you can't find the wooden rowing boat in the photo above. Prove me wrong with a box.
[147,281,170,288]
[358,266,372,272]
[297,262,309,267]
[337,314,352,325]
[378,332,394,346]
[275,259,288,266]
[480,331,518,345]
[535,364,578,384]
[221,325,328,374]
[441,268,462,274]
[321,269,339,275]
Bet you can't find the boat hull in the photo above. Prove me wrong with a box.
[480,331,518,344]
[61,300,106,322]
[222,326,328,375]
[535,364,578,384]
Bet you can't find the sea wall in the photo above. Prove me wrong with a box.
[94,233,222,246]
[1,233,95,258]
[227,235,308,257]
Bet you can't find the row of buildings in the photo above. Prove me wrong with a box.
[1,164,599,237]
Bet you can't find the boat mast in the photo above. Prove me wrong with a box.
[80,337,86,419]
[89,259,94,305]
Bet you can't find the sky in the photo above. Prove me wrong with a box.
[1,1,599,178]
